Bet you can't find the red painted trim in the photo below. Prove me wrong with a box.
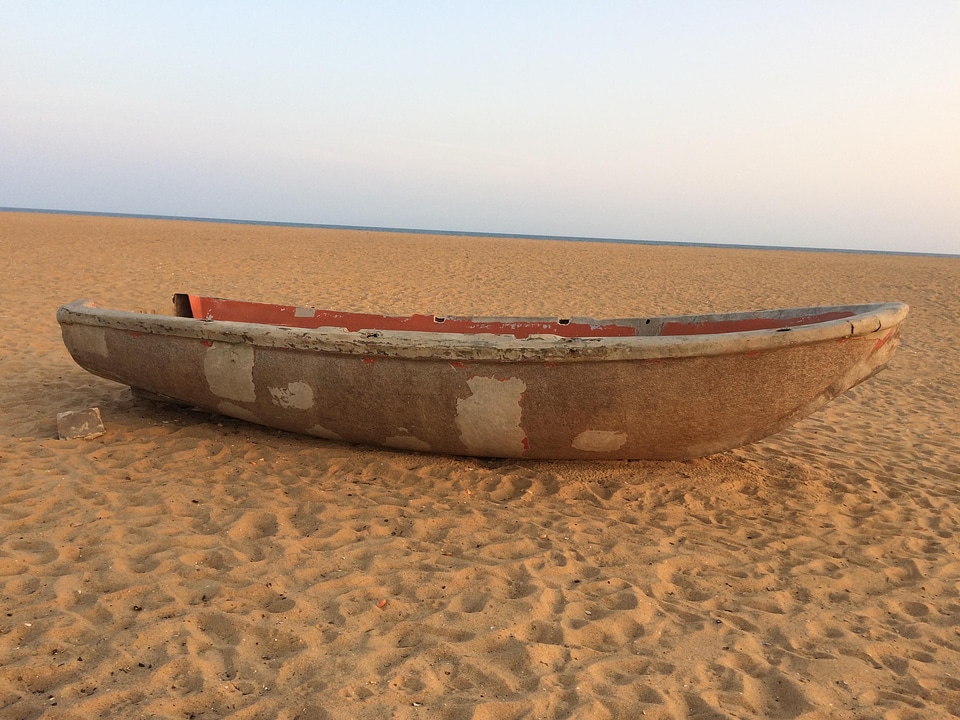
[183,296,860,339]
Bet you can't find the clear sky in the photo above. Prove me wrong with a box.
[2,2,958,254]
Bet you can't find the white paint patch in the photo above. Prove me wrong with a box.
[307,424,343,441]
[456,376,527,457]
[385,434,431,452]
[572,430,628,453]
[217,401,260,424]
[204,343,256,402]
[269,381,314,410]
[69,325,109,358]
[294,306,316,318]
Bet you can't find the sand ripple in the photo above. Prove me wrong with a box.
[2,211,959,718]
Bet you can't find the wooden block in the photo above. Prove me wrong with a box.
[57,407,105,440]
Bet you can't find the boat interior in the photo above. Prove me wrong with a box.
[173,293,857,340]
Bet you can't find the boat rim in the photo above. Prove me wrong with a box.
[56,299,909,363]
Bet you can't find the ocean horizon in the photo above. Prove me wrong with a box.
[3,206,956,259]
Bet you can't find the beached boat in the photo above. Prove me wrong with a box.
[57,294,908,460]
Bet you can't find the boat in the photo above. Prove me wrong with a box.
[56,294,908,460]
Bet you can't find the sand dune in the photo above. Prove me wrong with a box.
[2,210,959,719]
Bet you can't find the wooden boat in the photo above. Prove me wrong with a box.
[56,294,908,460]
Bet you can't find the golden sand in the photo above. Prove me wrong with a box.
[1,210,959,718]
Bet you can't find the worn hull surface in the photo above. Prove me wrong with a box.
[57,299,908,460]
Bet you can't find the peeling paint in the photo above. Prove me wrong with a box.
[456,376,527,457]
[385,434,431,452]
[204,343,256,402]
[67,325,110,358]
[873,328,895,351]
[572,429,628,452]
[269,381,314,410]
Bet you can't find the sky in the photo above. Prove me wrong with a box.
[2,2,958,254]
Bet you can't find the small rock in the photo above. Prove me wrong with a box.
[57,408,105,440]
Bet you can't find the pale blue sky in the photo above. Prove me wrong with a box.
[2,2,958,253]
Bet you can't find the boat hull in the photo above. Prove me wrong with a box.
[57,300,907,460]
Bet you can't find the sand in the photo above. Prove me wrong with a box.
[1,210,959,719]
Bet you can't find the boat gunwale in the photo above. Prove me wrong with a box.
[56,300,909,363]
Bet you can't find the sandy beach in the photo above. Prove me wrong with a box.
[2,210,959,719]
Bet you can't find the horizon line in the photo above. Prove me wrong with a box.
[2,206,956,259]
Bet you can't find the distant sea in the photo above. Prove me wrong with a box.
[2,206,956,259]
